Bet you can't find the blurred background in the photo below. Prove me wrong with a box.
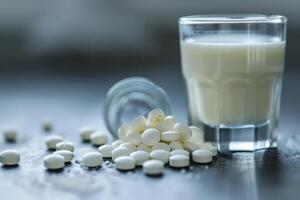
[0,0,299,72]
[0,0,300,142]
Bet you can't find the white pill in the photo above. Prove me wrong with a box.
[111,147,131,161]
[170,149,190,157]
[46,135,63,150]
[137,144,151,152]
[90,132,107,146]
[3,129,17,142]
[156,117,175,132]
[0,150,20,166]
[125,130,142,145]
[112,140,123,148]
[150,149,169,164]
[141,128,160,146]
[98,144,113,158]
[174,123,192,141]
[115,156,135,170]
[151,143,170,152]
[147,108,165,126]
[143,160,164,175]
[131,116,146,133]
[201,143,218,156]
[165,115,176,125]
[192,150,212,163]
[189,126,204,145]
[119,142,136,153]
[79,126,95,142]
[130,151,150,166]
[43,154,65,170]
[161,131,180,142]
[42,120,53,132]
[169,155,190,168]
[169,141,183,150]
[82,152,103,167]
[183,141,201,153]
[118,123,130,141]
[53,150,74,162]
[56,141,74,152]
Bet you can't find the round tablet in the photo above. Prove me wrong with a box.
[44,154,65,170]
[130,151,150,166]
[170,149,190,157]
[115,156,135,170]
[82,152,103,167]
[46,135,63,150]
[137,144,151,152]
[90,132,107,146]
[112,140,123,148]
[119,142,136,153]
[174,123,192,141]
[150,149,169,164]
[53,150,73,163]
[0,150,20,166]
[161,131,180,142]
[125,130,142,145]
[3,129,17,142]
[141,128,160,146]
[147,109,165,126]
[56,141,74,152]
[192,150,212,164]
[79,126,95,142]
[111,147,131,161]
[151,143,170,152]
[169,154,190,168]
[169,141,183,151]
[98,144,113,158]
[143,160,164,175]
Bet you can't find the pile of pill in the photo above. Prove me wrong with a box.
[1,108,218,176]
[71,108,217,175]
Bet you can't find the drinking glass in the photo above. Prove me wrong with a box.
[179,15,287,153]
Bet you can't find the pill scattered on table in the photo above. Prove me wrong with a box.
[44,154,65,170]
[0,150,20,166]
[3,129,17,143]
[53,150,74,163]
[192,149,212,164]
[98,144,113,158]
[89,131,107,146]
[42,120,53,132]
[112,147,131,161]
[79,126,95,142]
[130,151,150,166]
[150,149,169,164]
[56,141,74,152]
[82,152,103,167]
[115,156,135,171]
[169,154,190,168]
[46,135,63,150]
[143,160,164,175]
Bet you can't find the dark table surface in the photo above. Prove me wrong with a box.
[0,65,300,200]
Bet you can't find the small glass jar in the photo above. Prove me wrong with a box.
[104,77,172,138]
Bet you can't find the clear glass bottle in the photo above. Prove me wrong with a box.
[104,77,171,138]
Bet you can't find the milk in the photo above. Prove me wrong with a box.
[180,34,285,127]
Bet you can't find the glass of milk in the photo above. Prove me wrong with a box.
[179,15,287,153]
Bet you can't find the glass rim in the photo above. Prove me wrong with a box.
[179,14,287,24]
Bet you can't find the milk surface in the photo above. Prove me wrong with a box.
[180,34,285,126]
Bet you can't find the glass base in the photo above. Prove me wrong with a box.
[203,122,277,154]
